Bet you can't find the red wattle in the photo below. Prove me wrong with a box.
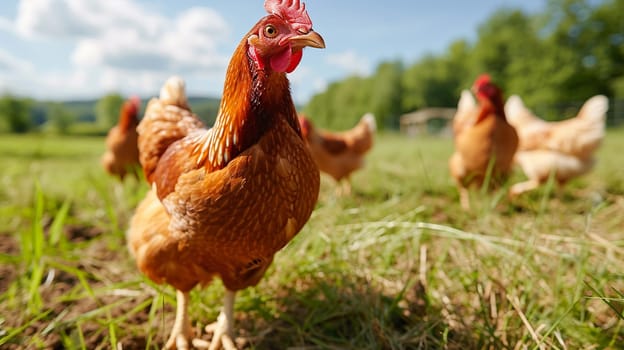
[270,47,292,72]
[286,49,303,73]
[250,47,264,70]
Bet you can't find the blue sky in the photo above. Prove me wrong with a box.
[0,0,547,103]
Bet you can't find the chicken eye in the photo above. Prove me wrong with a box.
[264,25,278,38]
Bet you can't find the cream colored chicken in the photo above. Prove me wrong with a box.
[505,94,608,196]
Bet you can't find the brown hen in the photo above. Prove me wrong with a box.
[449,75,519,209]
[299,113,376,195]
[100,96,141,180]
[127,0,324,348]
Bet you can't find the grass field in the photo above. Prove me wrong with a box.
[0,129,623,349]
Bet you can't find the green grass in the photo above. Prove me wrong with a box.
[0,129,623,349]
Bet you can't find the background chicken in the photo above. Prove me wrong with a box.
[505,94,608,196]
[449,75,519,209]
[299,113,376,195]
[100,96,141,180]
[127,0,324,348]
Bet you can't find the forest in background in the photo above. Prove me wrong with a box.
[304,0,624,130]
[0,0,622,134]
[0,94,220,135]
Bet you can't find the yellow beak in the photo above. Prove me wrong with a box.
[289,30,326,49]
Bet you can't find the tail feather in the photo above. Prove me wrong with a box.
[546,95,607,158]
[453,90,477,135]
[578,95,608,122]
[360,113,376,132]
[137,76,205,183]
[457,90,475,113]
[505,95,538,127]
[349,113,376,154]
[158,76,190,109]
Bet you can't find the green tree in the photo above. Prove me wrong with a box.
[612,77,624,99]
[444,40,473,95]
[304,76,373,130]
[401,50,465,113]
[370,61,403,129]
[580,0,624,95]
[401,56,437,111]
[332,76,373,130]
[48,102,75,134]
[471,9,545,101]
[538,0,598,103]
[95,93,124,129]
[305,80,336,127]
[0,94,32,133]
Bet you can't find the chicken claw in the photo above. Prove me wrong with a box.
[165,291,194,350]
[459,187,470,210]
[197,315,237,350]
[192,290,238,350]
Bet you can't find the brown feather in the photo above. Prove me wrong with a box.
[299,114,375,182]
[101,98,141,180]
[449,80,519,194]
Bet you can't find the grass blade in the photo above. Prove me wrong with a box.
[585,281,624,320]
[0,310,52,346]
[49,199,71,247]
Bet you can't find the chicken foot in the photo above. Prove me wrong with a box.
[508,179,541,198]
[341,178,352,196]
[165,290,194,350]
[458,186,470,210]
[335,178,352,197]
[193,289,237,350]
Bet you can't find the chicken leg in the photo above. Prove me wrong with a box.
[508,179,541,198]
[165,290,194,350]
[193,290,237,350]
[458,186,470,210]
[336,177,352,197]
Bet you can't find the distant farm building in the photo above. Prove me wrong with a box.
[400,108,456,136]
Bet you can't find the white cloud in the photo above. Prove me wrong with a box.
[0,66,170,100]
[14,0,163,39]
[15,0,232,74]
[15,0,95,38]
[326,50,371,76]
[0,17,13,33]
[0,49,34,73]
[160,8,230,73]
[3,0,232,98]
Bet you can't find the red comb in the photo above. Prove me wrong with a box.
[473,74,491,88]
[123,96,140,116]
[129,95,140,106]
[264,0,313,33]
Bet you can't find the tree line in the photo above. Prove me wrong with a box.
[0,93,133,135]
[303,0,624,130]
[0,93,220,135]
